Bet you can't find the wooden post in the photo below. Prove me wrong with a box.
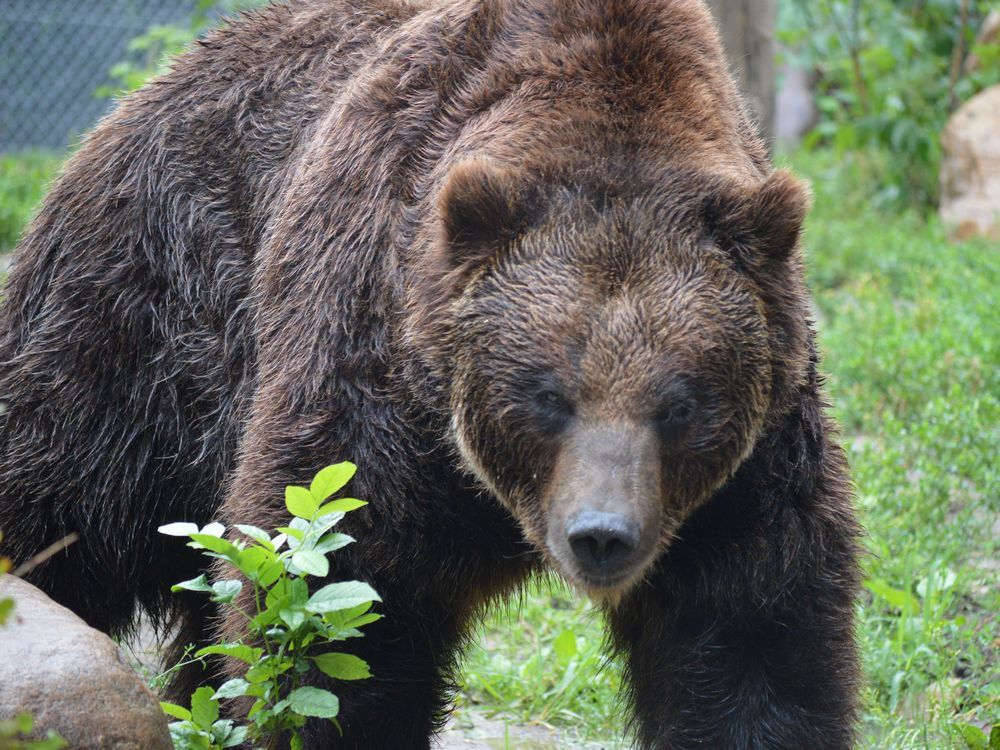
[705,0,777,148]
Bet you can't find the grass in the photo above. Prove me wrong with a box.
[0,151,63,255]
[1,147,996,748]
[456,149,999,749]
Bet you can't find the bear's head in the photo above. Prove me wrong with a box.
[409,160,812,596]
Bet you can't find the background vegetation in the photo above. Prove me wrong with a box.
[0,1,997,748]
[782,0,1000,210]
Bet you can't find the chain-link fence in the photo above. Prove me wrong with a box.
[1,0,199,152]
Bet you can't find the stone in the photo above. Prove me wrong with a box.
[0,576,171,749]
[939,85,1000,240]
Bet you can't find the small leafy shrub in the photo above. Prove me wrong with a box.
[158,462,380,750]
[99,0,267,97]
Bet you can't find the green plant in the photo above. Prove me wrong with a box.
[0,715,67,750]
[780,0,1000,210]
[0,152,62,255]
[158,462,381,750]
[98,0,267,97]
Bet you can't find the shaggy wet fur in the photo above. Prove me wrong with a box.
[0,1,861,748]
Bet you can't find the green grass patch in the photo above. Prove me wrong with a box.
[0,151,62,254]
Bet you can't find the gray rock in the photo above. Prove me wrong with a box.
[0,576,172,750]
[940,85,1000,241]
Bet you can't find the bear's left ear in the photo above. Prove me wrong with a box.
[436,160,538,272]
[705,169,812,264]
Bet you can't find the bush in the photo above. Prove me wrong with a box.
[158,462,380,750]
[0,153,61,255]
[781,0,1000,210]
[98,0,267,98]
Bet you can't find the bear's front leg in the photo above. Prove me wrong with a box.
[605,506,860,750]
[207,390,537,748]
[212,515,532,749]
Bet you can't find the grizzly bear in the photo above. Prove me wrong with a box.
[0,0,861,747]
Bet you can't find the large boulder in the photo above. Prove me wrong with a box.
[940,85,1000,240]
[0,576,171,749]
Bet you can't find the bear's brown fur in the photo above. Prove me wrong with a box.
[0,1,861,748]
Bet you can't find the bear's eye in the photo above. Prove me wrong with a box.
[654,399,693,440]
[532,388,574,432]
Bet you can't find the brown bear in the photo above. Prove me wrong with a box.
[0,0,861,748]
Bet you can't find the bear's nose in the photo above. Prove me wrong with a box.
[566,511,640,572]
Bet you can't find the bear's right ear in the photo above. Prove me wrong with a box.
[704,169,812,266]
[436,161,536,272]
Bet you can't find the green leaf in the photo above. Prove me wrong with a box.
[158,522,200,537]
[287,686,340,718]
[291,550,329,578]
[222,725,249,748]
[989,725,999,750]
[306,581,381,614]
[277,526,305,549]
[346,612,381,628]
[247,698,266,720]
[956,723,988,750]
[189,533,239,557]
[199,522,226,537]
[312,652,371,680]
[211,579,243,603]
[283,576,311,606]
[308,513,346,537]
[236,545,281,585]
[195,643,264,665]
[290,732,305,750]
[279,608,307,629]
[160,702,192,721]
[170,574,214,594]
[313,533,354,555]
[334,602,373,621]
[286,485,319,519]
[189,686,219,730]
[552,629,578,665]
[317,497,367,516]
[245,663,272,684]
[213,678,252,700]
[864,579,920,615]
[234,524,273,548]
[310,462,357,502]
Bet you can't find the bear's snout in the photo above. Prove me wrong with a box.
[544,423,663,592]
[566,510,641,577]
